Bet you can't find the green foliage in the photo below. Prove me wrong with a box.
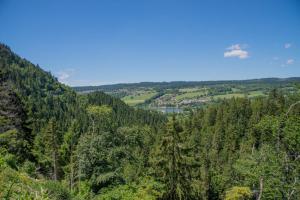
[73,181,94,199]
[43,181,72,200]
[233,145,284,199]
[76,125,154,193]
[33,119,62,180]
[77,131,123,191]
[0,149,18,170]
[86,105,112,117]
[86,91,166,128]
[95,177,164,200]
[0,82,33,161]
[1,43,300,200]
[154,116,195,200]
[86,105,113,133]
[0,165,71,200]
[283,116,300,154]
[225,187,252,200]
[253,115,279,146]
[20,160,36,177]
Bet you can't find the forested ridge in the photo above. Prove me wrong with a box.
[72,75,300,109]
[73,78,300,93]
[0,43,299,199]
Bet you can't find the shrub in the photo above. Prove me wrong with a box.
[43,181,72,200]
[225,186,252,200]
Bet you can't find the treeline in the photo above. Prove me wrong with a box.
[73,78,300,93]
[0,43,299,199]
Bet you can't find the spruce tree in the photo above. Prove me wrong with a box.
[33,118,61,180]
[156,115,194,200]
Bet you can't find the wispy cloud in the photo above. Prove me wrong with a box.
[224,44,249,59]
[56,69,75,84]
[284,43,292,49]
[286,59,294,65]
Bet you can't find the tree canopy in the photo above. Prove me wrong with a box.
[0,43,299,199]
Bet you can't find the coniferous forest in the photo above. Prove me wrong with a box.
[1,43,300,200]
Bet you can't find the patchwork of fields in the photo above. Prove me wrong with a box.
[74,78,300,110]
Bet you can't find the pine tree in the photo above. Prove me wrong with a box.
[34,118,61,180]
[60,120,79,192]
[155,115,194,200]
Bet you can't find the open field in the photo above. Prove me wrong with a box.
[248,90,265,97]
[178,87,204,93]
[175,90,207,101]
[212,91,265,99]
[122,91,157,106]
[212,93,245,99]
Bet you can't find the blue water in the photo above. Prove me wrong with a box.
[151,107,183,113]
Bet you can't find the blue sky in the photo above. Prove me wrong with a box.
[0,0,299,86]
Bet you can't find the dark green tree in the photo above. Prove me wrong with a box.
[155,116,194,200]
[33,118,61,180]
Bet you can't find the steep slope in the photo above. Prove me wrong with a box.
[0,43,165,165]
[0,43,166,199]
[0,44,79,159]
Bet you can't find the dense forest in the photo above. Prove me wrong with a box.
[1,43,300,199]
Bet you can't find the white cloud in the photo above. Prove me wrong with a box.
[224,44,249,59]
[56,69,75,84]
[226,44,241,50]
[286,59,294,65]
[284,43,292,49]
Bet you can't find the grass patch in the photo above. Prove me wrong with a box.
[175,91,206,101]
[248,90,265,97]
[213,93,245,99]
[213,90,265,100]
[122,91,157,106]
[179,87,203,92]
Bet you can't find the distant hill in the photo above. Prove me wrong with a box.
[73,77,300,93]
[72,77,300,108]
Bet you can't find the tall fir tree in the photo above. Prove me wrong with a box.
[155,115,194,200]
[33,118,61,180]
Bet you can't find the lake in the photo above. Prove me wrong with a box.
[151,106,183,113]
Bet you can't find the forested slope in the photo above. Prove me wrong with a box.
[0,44,166,199]
[0,43,299,199]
